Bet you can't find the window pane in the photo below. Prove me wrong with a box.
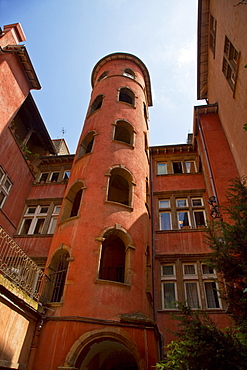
[202,264,214,275]
[40,207,48,214]
[33,219,45,234]
[159,200,170,208]
[162,265,174,276]
[39,173,49,182]
[194,211,205,227]
[27,207,36,214]
[173,162,183,174]
[157,163,167,175]
[185,161,196,173]
[160,212,171,230]
[163,283,176,309]
[0,167,4,181]
[184,264,196,275]
[185,282,199,308]
[177,211,190,229]
[50,172,59,182]
[0,191,5,207]
[192,198,203,206]
[54,206,61,214]
[48,217,58,234]
[176,199,187,207]
[204,282,220,308]
[63,171,70,180]
[20,219,32,234]
[3,178,11,191]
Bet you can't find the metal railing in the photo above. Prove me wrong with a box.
[0,225,47,303]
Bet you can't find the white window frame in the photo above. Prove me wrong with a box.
[161,264,177,309]
[0,166,12,208]
[157,162,167,175]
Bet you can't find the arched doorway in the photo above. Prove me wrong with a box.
[75,339,139,370]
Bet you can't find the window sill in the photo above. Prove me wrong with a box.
[14,233,54,238]
[112,140,134,149]
[58,215,80,226]
[117,101,136,108]
[95,278,130,288]
[157,308,225,313]
[105,200,133,211]
[156,228,206,233]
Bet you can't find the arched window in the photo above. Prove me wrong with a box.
[78,131,95,158]
[118,88,135,106]
[89,95,104,114]
[99,230,126,283]
[98,70,109,82]
[114,120,134,146]
[123,68,135,79]
[60,182,84,222]
[107,167,133,207]
[48,249,69,302]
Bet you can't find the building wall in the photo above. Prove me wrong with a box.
[206,0,247,177]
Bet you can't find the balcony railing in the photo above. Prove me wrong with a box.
[0,225,47,303]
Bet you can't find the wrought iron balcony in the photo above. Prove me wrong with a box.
[0,225,47,303]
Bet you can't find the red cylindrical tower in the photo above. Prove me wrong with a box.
[34,53,159,370]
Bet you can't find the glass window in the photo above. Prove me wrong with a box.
[0,166,12,208]
[184,264,196,275]
[193,210,206,227]
[159,200,170,208]
[63,171,70,180]
[162,265,175,276]
[157,163,167,175]
[50,172,60,182]
[185,161,196,173]
[192,198,203,206]
[185,282,200,308]
[204,282,220,308]
[177,211,190,229]
[39,173,49,183]
[159,212,171,230]
[173,162,183,174]
[202,264,214,275]
[176,199,187,207]
[163,282,177,309]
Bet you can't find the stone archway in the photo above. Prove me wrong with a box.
[63,329,144,370]
[76,339,139,370]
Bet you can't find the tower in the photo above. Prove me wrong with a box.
[34,53,159,369]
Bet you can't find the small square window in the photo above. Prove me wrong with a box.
[159,200,170,208]
[50,172,60,182]
[183,264,196,275]
[185,161,196,173]
[39,173,49,183]
[157,163,167,175]
[173,162,183,174]
[162,265,174,276]
[63,171,70,180]
[192,198,203,207]
[202,264,214,275]
[176,199,187,207]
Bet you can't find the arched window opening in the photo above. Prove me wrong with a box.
[48,249,69,302]
[107,168,133,207]
[143,102,148,121]
[89,95,104,114]
[61,182,84,222]
[78,131,95,158]
[123,68,135,79]
[98,70,109,82]
[99,232,126,283]
[119,88,135,106]
[114,120,134,145]
[70,189,82,217]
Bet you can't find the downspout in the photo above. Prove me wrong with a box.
[149,148,164,362]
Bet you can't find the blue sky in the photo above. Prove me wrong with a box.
[1,0,204,153]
